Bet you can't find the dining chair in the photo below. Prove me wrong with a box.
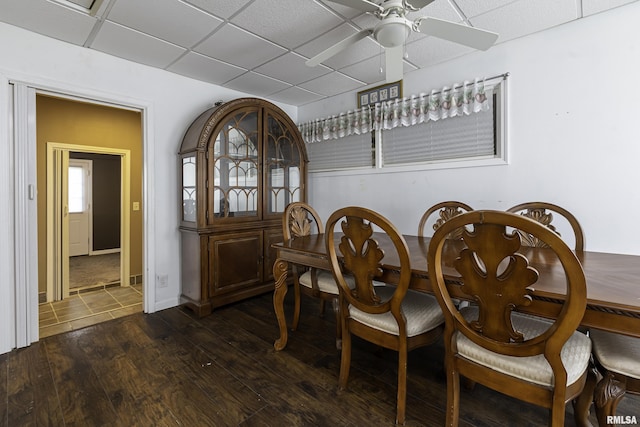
[576,330,640,426]
[283,202,345,349]
[427,210,592,427]
[325,206,445,425]
[418,201,473,238]
[507,202,584,250]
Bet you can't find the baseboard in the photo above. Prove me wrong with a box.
[89,248,121,256]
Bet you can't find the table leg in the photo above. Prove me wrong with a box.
[273,258,289,351]
[594,370,627,427]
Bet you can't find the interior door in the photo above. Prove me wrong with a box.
[68,159,92,257]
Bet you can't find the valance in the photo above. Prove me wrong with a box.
[298,78,490,144]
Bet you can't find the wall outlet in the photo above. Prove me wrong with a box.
[157,274,169,288]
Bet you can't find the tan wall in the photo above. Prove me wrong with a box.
[36,95,143,293]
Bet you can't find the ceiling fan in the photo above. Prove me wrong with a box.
[306,0,499,83]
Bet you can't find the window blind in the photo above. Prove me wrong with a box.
[306,133,374,171]
[381,92,496,166]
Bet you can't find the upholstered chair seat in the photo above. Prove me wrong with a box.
[590,330,640,378]
[348,287,445,337]
[458,307,591,387]
[299,270,355,294]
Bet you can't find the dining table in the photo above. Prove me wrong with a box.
[271,232,640,426]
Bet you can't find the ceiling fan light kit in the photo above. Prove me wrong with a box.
[373,16,411,48]
[307,0,499,83]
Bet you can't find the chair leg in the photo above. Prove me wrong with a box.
[333,299,342,350]
[445,360,460,427]
[573,361,599,427]
[291,282,301,331]
[549,390,567,427]
[396,346,408,425]
[338,322,351,391]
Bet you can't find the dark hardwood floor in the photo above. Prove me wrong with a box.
[1,289,637,426]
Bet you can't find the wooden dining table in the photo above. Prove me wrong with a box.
[271,232,640,426]
[272,233,640,351]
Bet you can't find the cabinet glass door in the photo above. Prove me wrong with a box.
[182,155,197,223]
[265,114,302,216]
[212,111,259,220]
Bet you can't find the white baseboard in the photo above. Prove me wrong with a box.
[89,248,121,256]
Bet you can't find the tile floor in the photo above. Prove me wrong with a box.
[39,284,143,338]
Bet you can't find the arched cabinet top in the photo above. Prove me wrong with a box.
[179,97,307,162]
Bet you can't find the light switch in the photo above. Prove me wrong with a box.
[133,202,140,211]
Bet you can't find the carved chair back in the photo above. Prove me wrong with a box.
[418,201,473,238]
[429,210,586,358]
[326,206,412,324]
[507,202,584,251]
[428,210,588,426]
[283,202,324,241]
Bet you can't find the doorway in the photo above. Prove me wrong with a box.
[36,94,144,338]
[9,81,154,349]
[45,143,131,302]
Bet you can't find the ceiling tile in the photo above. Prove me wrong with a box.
[407,0,463,22]
[469,0,580,43]
[182,0,252,19]
[255,52,332,85]
[231,0,344,49]
[0,0,96,45]
[299,72,364,96]
[317,0,365,18]
[195,24,287,69]
[582,0,639,16]
[107,0,223,48]
[268,86,326,106]
[224,72,291,97]
[90,21,186,68]
[167,52,246,85]
[452,0,519,18]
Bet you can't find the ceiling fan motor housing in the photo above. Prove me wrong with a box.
[374,15,411,47]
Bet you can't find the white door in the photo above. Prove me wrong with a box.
[68,159,92,257]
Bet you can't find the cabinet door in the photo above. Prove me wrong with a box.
[264,112,304,219]
[208,230,263,295]
[210,109,260,223]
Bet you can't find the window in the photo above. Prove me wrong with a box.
[306,76,507,172]
[306,133,374,171]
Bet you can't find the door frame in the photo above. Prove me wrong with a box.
[46,143,131,301]
[7,77,156,349]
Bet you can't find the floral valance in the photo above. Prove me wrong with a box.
[298,78,490,144]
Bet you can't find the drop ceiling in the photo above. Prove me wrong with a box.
[0,0,636,106]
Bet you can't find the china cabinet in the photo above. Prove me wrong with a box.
[179,98,307,316]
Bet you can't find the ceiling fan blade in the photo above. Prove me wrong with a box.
[404,0,436,10]
[385,46,404,83]
[416,17,498,51]
[306,29,374,67]
[325,0,383,13]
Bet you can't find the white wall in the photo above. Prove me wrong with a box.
[0,22,297,353]
[299,2,640,256]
